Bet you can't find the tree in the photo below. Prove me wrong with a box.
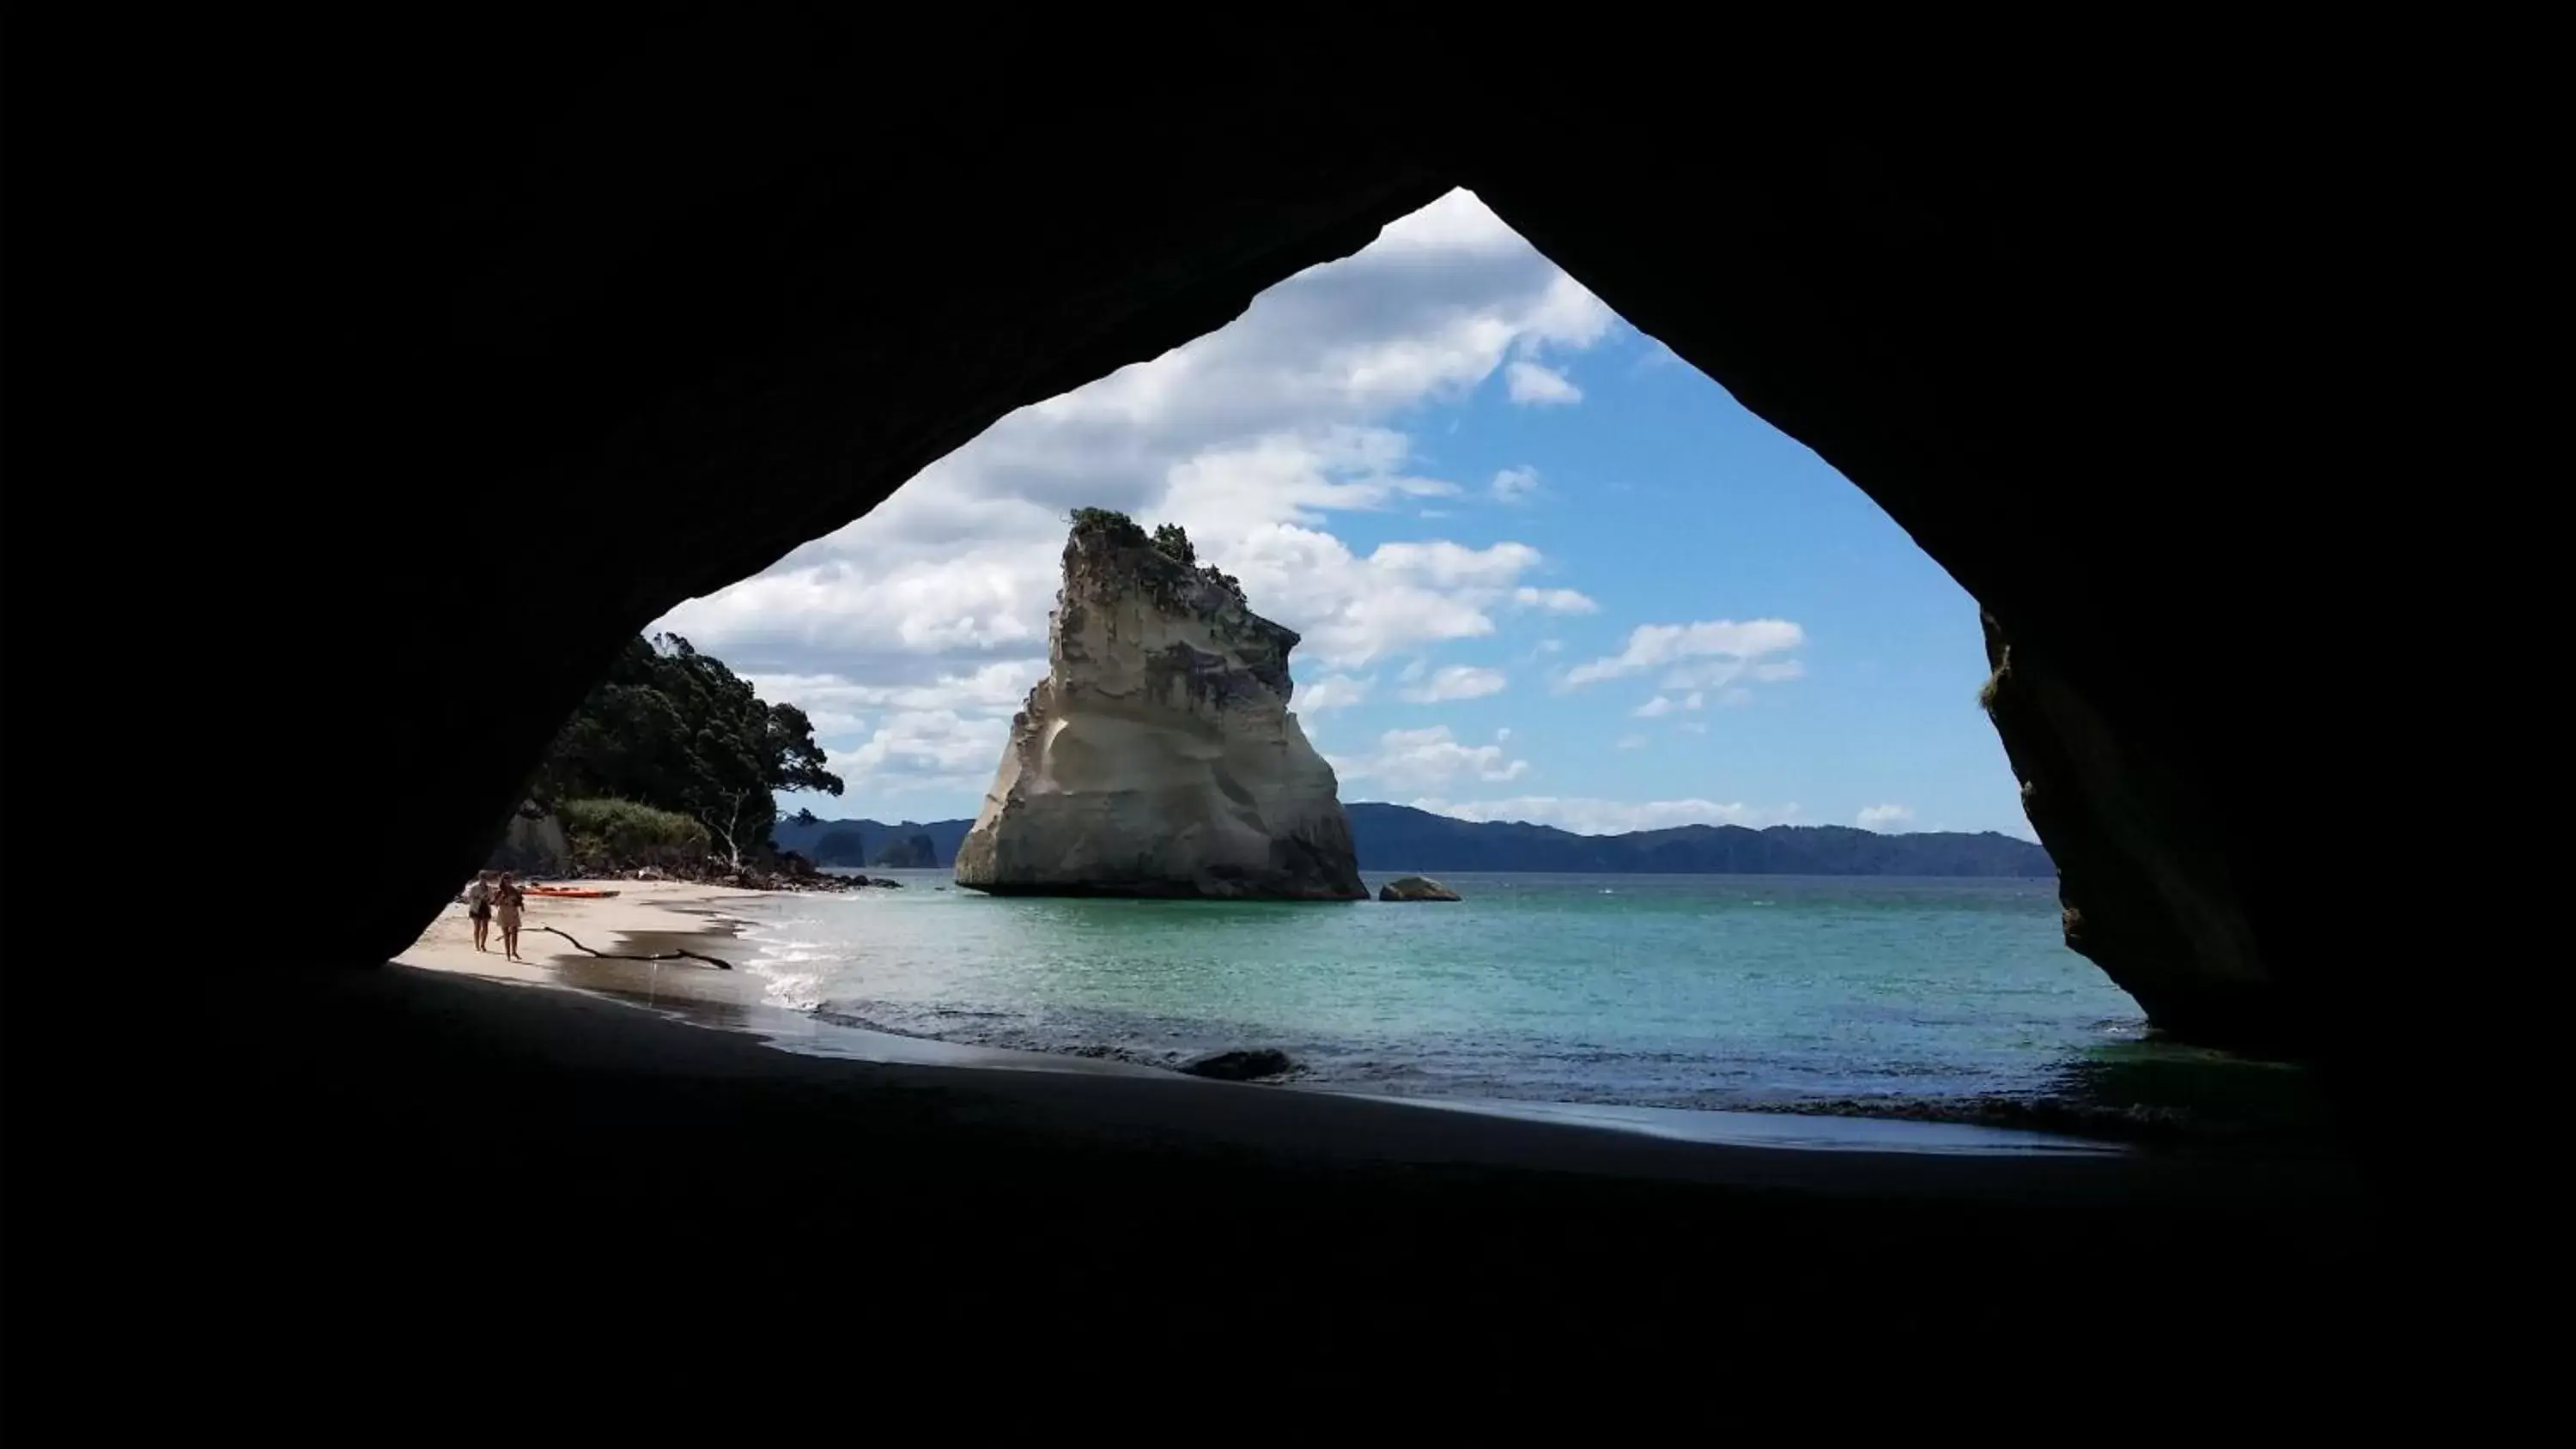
[1151,522,1196,566]
[529,634,845,859]
[707,788,752,870]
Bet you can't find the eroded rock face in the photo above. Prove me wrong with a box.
[486,803,570,876]
[1978,610,2285,1051]
[954,519,1366,900]
[1379,876,1461,902]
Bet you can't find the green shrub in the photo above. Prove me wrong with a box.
[558,797,712,866]
[1069,507,1148,548]
[1151,521,1197,565]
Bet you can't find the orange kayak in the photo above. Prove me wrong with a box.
[526,886,620,899]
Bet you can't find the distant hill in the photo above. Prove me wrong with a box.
[1340,803,2052,876]
[775,804,2051,876]
[773,816,975,868]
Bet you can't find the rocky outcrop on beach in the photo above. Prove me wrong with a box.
[596,851,902,894]
[1378,875,1461,901]
[871,833,939,869]
[729,852,905,893]
[954,512,1366,900]
[1176,1048,1298,1082]
[486,801,571,876]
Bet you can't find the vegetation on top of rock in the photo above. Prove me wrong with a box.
[1067,507,1245,604]
[1069,506,1150,548]
[1195,562,1247,604]
[529,634,842,864]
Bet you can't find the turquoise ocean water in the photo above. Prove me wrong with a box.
[721,869,2298,1130]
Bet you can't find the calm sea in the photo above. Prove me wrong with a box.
[720,869,2318,1134]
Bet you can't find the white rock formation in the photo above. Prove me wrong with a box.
[954,516,1365,900]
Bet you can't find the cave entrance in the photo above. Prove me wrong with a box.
[421,190,2307,1146]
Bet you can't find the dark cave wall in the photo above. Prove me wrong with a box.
[1977,611,2277,1049]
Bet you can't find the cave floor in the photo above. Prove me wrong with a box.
[14,961,2391,1376]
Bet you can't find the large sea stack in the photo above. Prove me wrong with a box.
[954,512,1366,900]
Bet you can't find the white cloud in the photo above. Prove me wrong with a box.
[1297,674,1375,713]
[1676,721,1708,735]
[1857,803,1916,831]
[819,710,1013,800]
[1563,618,1806,690]
[1493,726,1512,742]
[1491,466,1540,502]
[1634,688,1708,718]
[1400,665,1508,703]
[1331,726,1530,792]
[1505,361,1583,405]
[1406,797,1802,835]
[648,187,1620,806]
[1511,586,1599,615]
[1615,733,1649,750]
[744,663,1038,720]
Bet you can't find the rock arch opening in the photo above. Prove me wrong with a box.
[183,32,2344,1098]
[446,185,2301,1138]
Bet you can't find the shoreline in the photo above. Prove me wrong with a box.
[398,878,2277,1157]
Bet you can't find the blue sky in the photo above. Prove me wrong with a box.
[653,191,2028,838]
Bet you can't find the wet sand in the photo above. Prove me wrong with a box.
[398,878,764,992]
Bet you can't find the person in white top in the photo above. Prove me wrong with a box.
[464,870,496,953]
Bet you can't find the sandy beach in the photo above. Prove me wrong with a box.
[398,878,1201,1070]
[398,877,775,1011]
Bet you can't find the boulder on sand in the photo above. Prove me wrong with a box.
[1176,1048,1297,1082]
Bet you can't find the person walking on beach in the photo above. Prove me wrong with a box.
[492,871,527,963]
[465,870,497,953]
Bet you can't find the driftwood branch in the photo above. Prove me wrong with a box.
[526,925,733,971]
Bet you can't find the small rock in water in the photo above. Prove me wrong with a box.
[1377,875,1461,902]
[1176,1047,1297,1082]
